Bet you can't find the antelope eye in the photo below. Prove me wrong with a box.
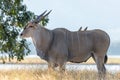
[29,26,33,28]
[24,27,26,29]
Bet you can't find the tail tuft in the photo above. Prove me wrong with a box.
[104,55,108,63]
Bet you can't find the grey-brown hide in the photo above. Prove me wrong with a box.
[21,10,110,80]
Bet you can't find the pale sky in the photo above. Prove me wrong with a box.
[24,0,120,43]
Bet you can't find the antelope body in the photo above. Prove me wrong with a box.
[21,10,110,80]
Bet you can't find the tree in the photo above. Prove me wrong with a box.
[0,0,49,63]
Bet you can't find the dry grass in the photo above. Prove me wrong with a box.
[84,57,120,64]
[0,57,47,64]
[0,57,120,80]
[0,69,120,80]
[1,57,120,64]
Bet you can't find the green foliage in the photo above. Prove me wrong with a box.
[0,0,49,63]
[40,17,49,26]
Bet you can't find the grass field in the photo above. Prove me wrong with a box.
[0,69,120,80]
[0,56,120,64]
[0,57,120,80]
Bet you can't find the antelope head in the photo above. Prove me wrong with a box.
[20,10,52,38]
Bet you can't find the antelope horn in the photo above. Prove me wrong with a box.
[34,10,52,23]
[34,10,47,23]
[43,10,52,18]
